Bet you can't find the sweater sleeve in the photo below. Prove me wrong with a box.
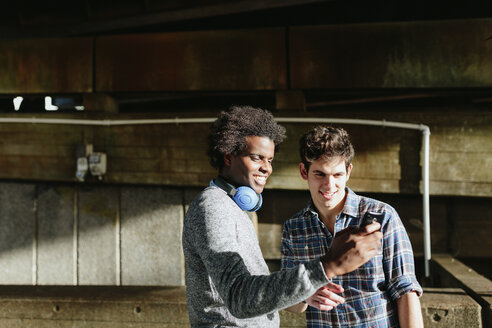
[186,188,329,319]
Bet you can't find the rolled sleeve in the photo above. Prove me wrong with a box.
[382,207,423,300]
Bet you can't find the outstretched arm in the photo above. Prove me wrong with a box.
[186,193,330,319]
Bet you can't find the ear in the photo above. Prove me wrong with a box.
[299,163,308,180]
[223,153,234,167]
[346,163,353,181]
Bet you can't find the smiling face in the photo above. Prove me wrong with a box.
[221,136,275,194]
[300,156,352,219]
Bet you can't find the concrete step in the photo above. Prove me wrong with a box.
[0,286,188,328]
[0,286,483,327]
[433,254,492,328]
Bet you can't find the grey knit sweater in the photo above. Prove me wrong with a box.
[182,186,329,327]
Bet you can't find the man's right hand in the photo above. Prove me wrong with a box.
[321,223,383,279]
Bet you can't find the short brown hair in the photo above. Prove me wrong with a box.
[299,126,354,172]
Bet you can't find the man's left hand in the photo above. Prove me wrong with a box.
[306,282,345,311]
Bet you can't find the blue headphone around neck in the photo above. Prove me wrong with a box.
[210,176,263,212]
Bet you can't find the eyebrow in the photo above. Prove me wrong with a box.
[312,169,345,175]
[247,153,273,159]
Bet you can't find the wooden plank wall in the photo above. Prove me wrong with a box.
[0,109,490,197]
[0,21,489,197]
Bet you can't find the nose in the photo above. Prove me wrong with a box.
[324,176,335,189]
[259,159,272,175]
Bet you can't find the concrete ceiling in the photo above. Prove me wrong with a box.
[1,0,491,38]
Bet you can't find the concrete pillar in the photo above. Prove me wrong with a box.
[37,185,75,285]
[78,187,119,285]
[121,187,184,286]
[0,183,35,284]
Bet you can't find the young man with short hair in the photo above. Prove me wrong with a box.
[183,108,383,327]
[282,126,423,327]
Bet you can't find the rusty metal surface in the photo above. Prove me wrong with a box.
[95,28,287,91]
[0,38,93,94]
[290,19,492,88]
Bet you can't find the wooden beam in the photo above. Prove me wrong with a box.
[0,38,93,94]
[276,90,306,111]
[95,29,287,91]
[82,93,118,113]
[290,19,492,88]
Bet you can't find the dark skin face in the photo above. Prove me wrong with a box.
[220,136,275,194]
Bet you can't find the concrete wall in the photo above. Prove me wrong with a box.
[0,182,184,286]
[0,180,490,286]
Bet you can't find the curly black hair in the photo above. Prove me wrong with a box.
[207,105,286,170]
[299,126,354,172]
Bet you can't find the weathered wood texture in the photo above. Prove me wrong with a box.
[2,19,490,94]
[290,19,492,88]
[95,28,287,91]
[0,108,490,198]
[0,38,93,93]
[271,110,492,198]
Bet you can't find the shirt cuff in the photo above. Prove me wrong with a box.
[388,275,423,300]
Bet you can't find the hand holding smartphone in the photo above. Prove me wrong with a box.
[359,211,384,229]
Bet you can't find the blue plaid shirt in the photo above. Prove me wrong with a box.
[281,188,422,328]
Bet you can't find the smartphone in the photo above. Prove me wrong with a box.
[360,211,384,229]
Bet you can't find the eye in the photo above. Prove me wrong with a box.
[250,155,261,161]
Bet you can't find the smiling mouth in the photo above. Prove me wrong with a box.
[254,175,267,185]
[320,190,337,200]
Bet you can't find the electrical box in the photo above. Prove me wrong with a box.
[75,144,107,181]
[88,153,107,178]
[76,157,89,181]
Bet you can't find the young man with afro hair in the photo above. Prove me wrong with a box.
[182,107,383,327]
